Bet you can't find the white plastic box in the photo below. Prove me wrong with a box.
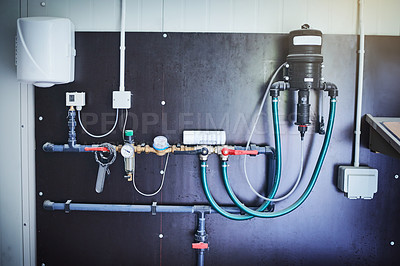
[16,17,75,88]
[338,166,378,199]
[183,131,226,145]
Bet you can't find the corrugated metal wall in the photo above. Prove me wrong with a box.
[27,0,400,35]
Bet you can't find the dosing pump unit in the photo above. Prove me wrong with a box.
[285,24,324,139]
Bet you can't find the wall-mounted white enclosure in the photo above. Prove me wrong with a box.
[16,17,75,88]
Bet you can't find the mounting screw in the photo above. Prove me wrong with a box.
[40,2,46,7]
[41,263,46,266]
[285,63,289,68]
[163,33,167,38]
[39,192,43,196]
[160,170,164,175]
[284,76,289,81]
[161,100,166,106]
[38,116,43,121]
[390,241,395,246]
[395,174,399,179]
[159,233,164,239]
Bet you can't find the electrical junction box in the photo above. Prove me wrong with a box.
[113,91,131,109]
[338,166,378,199]
[66,92,85,108]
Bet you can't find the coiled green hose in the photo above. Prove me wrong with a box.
[199,96,282,220]
[221,98,337,218]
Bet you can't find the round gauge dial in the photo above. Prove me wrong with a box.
[121,144,134,158]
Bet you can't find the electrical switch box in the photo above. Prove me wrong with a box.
[66,92,85,109]
[338,166,378,199]
[113,91,131,109]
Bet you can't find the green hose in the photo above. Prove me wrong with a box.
[221,98,337,218]
[199,97,283,220]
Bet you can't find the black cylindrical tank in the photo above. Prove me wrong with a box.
[287,25,323,90]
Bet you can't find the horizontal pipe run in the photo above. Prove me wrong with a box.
[43,200,249,214]
[43,142,102,152]
[234,145,274,155]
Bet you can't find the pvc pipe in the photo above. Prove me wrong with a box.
[119,0,126,91]
[42,142,103,152]
[197,250,204,266]
[43,200,250,214]
[354,0,365,167]
[220,98,337,218]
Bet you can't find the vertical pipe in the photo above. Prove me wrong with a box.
[195,212,206,266]
[119,0,126,91]
[354,0,365,167]
[197,250,204,266]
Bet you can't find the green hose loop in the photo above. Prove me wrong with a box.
[200,161,252,220]
[221,98,337,218]
[199,97,283,220]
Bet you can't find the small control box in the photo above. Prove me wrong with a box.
[338,166,378,199]
[183,130,226,145]
[113,91,131,109]
[66,92,85,109]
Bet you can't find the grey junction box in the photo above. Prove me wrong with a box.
[338,166,378,199]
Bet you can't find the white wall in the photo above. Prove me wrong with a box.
[27,0,400,35]
[0,0,23,265]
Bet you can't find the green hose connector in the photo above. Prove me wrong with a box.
[221,98,337,218]
[199,97,283,220]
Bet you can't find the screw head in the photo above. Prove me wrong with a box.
[159,233,164,239]
[40,2,46,7]
[39,192,43,196]
[163,33,167,38]
[38,116,43,121]
[160,170,164,175]
[390,241,395,246]
[395,174,399,179]
[161,100,166,106]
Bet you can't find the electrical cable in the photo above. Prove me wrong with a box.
[132,153,169,197]
[121,109,128,141]
[243,62,291,201]
[77,109,119,138]
[244,139,304,202]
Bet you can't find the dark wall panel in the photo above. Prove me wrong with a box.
[35,33,400,265]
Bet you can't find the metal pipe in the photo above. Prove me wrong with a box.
[354,0,365,167]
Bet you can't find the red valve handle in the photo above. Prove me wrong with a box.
[192,242,209,249]
[221,148,258,156]
[84,147,109,152]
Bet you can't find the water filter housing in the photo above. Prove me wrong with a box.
[16,17,75,88]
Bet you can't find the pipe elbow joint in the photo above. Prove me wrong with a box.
[321,82,338,98]
[43,142,54,152]
[270,81,289,97]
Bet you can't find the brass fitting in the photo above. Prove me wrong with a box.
[116,144,197,156]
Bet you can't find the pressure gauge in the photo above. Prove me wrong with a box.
[121,144,134,158]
